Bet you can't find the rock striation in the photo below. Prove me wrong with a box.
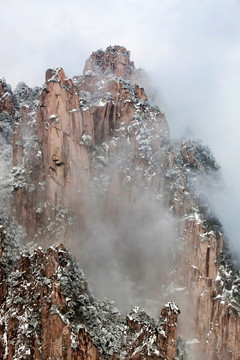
[1,45,240,359]
[11,46,162,245]
[83,45,136,82]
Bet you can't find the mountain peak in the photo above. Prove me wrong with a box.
[83,45,136,81]
[1,46,240,359]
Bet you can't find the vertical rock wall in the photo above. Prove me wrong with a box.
[1,45,240,359]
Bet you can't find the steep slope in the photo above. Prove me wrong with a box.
[0,223,180,359]
[0,45,240,359]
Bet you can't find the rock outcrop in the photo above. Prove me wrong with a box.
[0,79,15,116]
[178,215,240,359]
[11,46,165,245]
[1,45,240,359]
[0,224,180,359]
[83,45,136,82]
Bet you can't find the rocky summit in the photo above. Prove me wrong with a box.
[0,45,240,359]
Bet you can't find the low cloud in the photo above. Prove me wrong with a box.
[1,0,240,312]
[78,193,177,316]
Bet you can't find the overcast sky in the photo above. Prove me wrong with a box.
[1,0,240,251]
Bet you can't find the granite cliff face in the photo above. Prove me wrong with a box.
[0,45,240,359]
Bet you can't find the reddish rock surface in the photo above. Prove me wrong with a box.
[12,47,166,245]
[178,216,240,359]
[166,142,240,359]
[83,45,136,81]
[0,79,14,115]
[1,46,240,359]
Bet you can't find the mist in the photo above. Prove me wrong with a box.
[78,194,177,316]
[1,1,240,256]
[3,5,239,358]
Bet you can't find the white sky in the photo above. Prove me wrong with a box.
[1,0,240,250]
